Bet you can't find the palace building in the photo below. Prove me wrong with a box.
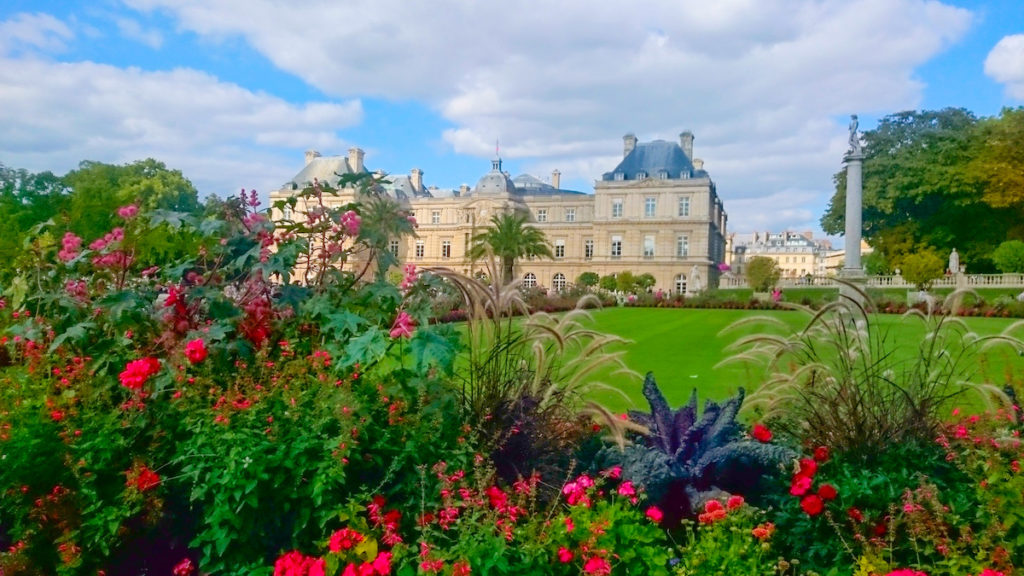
[270,132,728,293]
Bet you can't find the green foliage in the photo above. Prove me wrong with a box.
[636,273,657,291]
[576,271,600,288]
[601,373,793,526]
[900,249,945,290]
[821,108,1024,272]
[615,271,637,293]
[674,501,777,576]
[599,274,618,291]
[468,212,552,285]
[991,240,1024,273]
[745,256,780,292]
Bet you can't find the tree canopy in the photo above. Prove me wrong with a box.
[821,107,1024,272]
[469,212,552,285]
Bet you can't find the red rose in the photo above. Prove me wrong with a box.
[797,458,818,478]
[813,446,830,462]
[184,338,207,364]
[801,494,824,516]
[751,423,773,442]
[790,475,813,496]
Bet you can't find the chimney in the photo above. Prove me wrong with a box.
[692,158,704,171]
[551,169,561,189]
[459,184,470,196]
[347,147,364,173]
[304,149,321,165]
[679,131,694,159]
[802,230,813,240]
[623,133,637,158]
[410,168,423,192]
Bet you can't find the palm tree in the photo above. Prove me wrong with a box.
[469,212,553,285]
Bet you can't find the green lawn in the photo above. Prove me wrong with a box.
[582,307,1024,413]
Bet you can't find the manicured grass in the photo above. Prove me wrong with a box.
[583,307,1024,413]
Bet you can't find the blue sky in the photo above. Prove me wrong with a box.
[1,0,1022,236]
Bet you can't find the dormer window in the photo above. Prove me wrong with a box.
[637,171,647,180]
[681,170,691,179]
[613,172,625,181]
[658,170,669,180]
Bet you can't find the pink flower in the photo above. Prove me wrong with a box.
[371,551,391,575]
[339,210,361,237]
[172,558,195,576]
[399,263,418,290]
[617,481,636,497]
[704,499,724,513]
[557,547,574,563]
[789,475,813,496]
[184,338,208,364]
[329,527,364,552]
[58,232,83,262]
[976,570,1006,576]
[883,570,928,576]
[583,556,611,575]
[751,423,772,442]
[564,517,575,532]
[605,465,622,479]
[727,495,745,509]
[645,506,663,523]
[117,204,139,219]
[389,310,415,339]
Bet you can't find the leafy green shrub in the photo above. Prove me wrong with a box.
[745,256,780,292]
[576,271,600,288]
[991,240,1024,274]
[901,250,945,290]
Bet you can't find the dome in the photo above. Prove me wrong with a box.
[473,158,517,196]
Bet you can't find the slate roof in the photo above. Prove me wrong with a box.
[511,173,586,196]
[286,156,363,188]
[601,139,707,181]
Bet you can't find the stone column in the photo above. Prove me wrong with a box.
[841,150,865,278]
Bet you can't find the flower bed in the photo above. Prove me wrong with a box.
[1,189,1022,575]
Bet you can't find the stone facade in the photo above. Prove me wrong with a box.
[270,133,728,293]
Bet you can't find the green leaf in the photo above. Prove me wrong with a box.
[408,326,458,374]
[342,327,388,367]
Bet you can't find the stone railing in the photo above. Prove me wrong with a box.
[718,273,1024,290]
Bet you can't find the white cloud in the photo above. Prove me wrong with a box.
[118,0,973,233]
[984,34,1024,100]
[0,54,363,197]
[0,12,74,55]
[116,17,164,49]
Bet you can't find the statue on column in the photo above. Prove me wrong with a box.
[848,114,862,155]
[948,248,960,274]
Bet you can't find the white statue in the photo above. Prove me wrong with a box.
[689,265,704,293]
[949,248,960,274]
[848,114,862,155]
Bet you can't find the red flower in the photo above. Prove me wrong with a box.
[847,507,864,522]
[751,522,775,540]
[557,547,574,563]
[135,466,161,492]
[704,499,724,513]
[184,338,207,364]
[817,484,838,501]
[800,494,824,516]
[451,561,470,576]
[50,410,65,422]
[727,495,745,510]
[751,423,773,442]
[813,446,830,462]
[797,458,818,478]
[371,551,391,575]
[329,528,364,552]
[119,357,161,390]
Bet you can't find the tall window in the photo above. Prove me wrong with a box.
[676,235,689,258]
[431,210,440,225]
[552,273,566,291]
[523,273,537,288]
[611,235,622,258]
[441,240,451,259]
[537,209,547,222]
[282,206,292,221]
[678,196,690,217]
[584,239,594,259]
[644,197,656,218]
[675,274,687,295]
[415,240,425,259]
[554,239,565,259]
[565,208,576,222]
[389,240,399,258]
[611,199,623,218]
[643,235,655,258]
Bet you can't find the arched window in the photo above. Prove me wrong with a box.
[675,274,687,295]
[523,272,537,288]
[552,273,566,292]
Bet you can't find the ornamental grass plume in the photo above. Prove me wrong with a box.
[719,283,1024,456]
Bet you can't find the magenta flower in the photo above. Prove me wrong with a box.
[389,310,415,339]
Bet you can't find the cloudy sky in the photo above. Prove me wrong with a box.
[1,0,1022,235]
